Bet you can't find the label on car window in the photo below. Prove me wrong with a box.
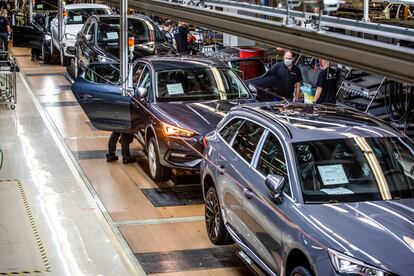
[73,15,83,22]
[320,187,353,195]
[317,165,348,185]
[36,4,43,9]
[106,32,119,40]
[167,83,184,95]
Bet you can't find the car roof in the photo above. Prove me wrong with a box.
[235,103,402,142]
[140,56,229,71]
[64,4,111,10]
[93,14,149,21]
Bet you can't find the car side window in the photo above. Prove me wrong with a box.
[87,23,96,42]
[257,133,291,195]
[136,66,152,100]
[232,120,264,163]
[219,118,244,143]
[82,21,91,35]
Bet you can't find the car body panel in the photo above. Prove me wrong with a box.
[50,4,112,58]
[201,103,414,275]
[72,57,254,171]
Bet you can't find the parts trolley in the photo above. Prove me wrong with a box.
[0,52,18,110]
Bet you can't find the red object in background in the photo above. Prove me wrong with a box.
[239,47,265,80]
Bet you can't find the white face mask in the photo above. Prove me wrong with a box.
[284,59,293,66]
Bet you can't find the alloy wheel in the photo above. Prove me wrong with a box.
[148,142,157,178]
[205,190,221,241]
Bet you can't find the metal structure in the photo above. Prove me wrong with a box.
[120,0,129,96]
[28,0,33,24]
[58,0,63,51]
[106,0,414,85]
[0,53,18,110]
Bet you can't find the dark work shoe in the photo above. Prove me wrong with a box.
[122,156,136,164]
[106,154,118,162]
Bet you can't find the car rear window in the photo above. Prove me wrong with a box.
[232,120,264,163]
[219,118,245,143]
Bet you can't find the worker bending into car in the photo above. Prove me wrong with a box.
[106,132,136,164]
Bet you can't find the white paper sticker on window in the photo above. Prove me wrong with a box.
[320,187,353,195]
[106,32,119,40]
[317,164,348,185]
[36,4,43,9]
[73,15,83,22]
[167,83,184,95]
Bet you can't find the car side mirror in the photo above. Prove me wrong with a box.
[85,34,92,41]
[137,87,147,99]
[265,174,285,202]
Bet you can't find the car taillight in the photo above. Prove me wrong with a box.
[202,136,209,148]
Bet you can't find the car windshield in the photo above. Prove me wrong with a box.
[156,67,251,102]
[97,18,164,47]
[66,8,110,25]
[293,137,414,203]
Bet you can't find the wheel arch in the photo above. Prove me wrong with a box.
[285,248,314,276]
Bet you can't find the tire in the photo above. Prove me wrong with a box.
[290,266,313,276]
[205,186,233,245]
[147,137,171,182]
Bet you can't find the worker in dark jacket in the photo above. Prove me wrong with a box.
[0,11,10,51]
[174,22,189,54]
[269,50,303,101]
[106,132,136,164]
[314,59,338,104]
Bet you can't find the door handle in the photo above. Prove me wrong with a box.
[217,164,225,174]
[79,93,93,100]
[243,187,254,199]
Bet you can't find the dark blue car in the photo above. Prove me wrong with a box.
[201,102,414,276]
[72,57,254,182]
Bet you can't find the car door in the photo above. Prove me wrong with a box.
[216,118,266,238]
[12,15,43,49]
[242,130,293,273]
[72,63,134,132]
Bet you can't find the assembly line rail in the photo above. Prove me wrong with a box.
[204,0,414,43]
[105,0,414,85]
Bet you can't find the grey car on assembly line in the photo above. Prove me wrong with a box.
[201,103,414,276]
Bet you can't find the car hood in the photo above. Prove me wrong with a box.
[65,24,83,37]
[150,99,254,135]
[302,199,414,271]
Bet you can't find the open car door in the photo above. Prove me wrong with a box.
[12,15,43,49]
[72,63,134,132]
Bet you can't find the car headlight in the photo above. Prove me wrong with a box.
[97,55,117,63]
[328,249,391,276]
[65,33,77,40]
[162,123,195,137]
[45,34,51,41]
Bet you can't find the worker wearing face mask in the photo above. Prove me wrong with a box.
[269,50,302,101]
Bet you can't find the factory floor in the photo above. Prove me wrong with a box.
[0,47,251,275]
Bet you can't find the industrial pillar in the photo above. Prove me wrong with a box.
[28,0,33,24]
[58,0,63,44]
[120,0,129,96]
[363,0,370,22]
